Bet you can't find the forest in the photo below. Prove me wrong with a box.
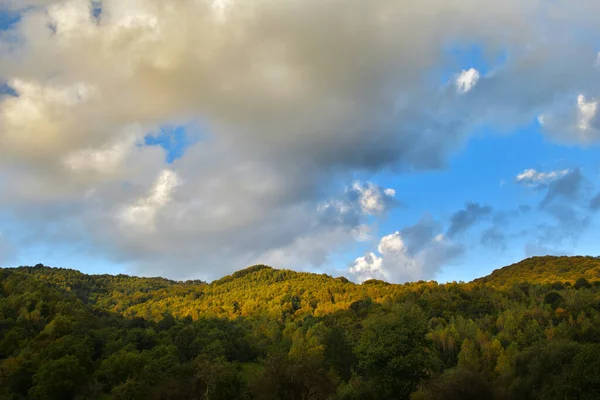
[1,255,600,399]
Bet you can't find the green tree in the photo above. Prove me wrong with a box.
[411,368,494,400]
[324,324,355,381]
[29,355,86,400]
[355,309,432,399]
[251,350,336,400]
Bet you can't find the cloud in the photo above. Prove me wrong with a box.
[537,205,591,246]
[1,0,600,279]
[591,193,600,211]
[538,94,600,143]
[447,202,493,238]
[515,168,570,188]
[576,95,598,131]
[455,68,480,94]
[350,216,464,283]
[119,169,180,233]
[318,181,398,226]
[350,182,398,215]
[522,168,595,248]
[539,169,585,207]
[350,252,384,282]
[480,226,507,250]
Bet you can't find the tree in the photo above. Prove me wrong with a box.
[194,355,248,400]
[251,350,337,400]
[29,355,86,400]
[323,324,355,381]
[574,277,592,290]
[544,292,563,308]
[355,309,432,399]
[96,350,148,390]
[546,344,600,400]
[411,368,495,400]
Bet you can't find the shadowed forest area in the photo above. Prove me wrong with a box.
[1,256,600,399]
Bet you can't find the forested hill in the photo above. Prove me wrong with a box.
[473,255,600,289]
[1,257,600,399]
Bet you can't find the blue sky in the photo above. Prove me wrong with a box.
[1,0,599,282]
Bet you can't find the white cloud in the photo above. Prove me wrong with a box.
[63,130,140,175]
[455,68,480,93]
[352,181,397,215]
[516,168,570,187]
[352,224,372,242]
[350,252,384,282]
[378,231,406,254]
[318,181,397,227]
[119,169,180,232]
[350,219,463,283]
[538,94,600,143]
[577,94,597,131]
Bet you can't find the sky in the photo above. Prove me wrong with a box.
[0,0,599,283]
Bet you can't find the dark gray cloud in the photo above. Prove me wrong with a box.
[447,202,493,238]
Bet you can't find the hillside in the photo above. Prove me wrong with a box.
[473,256,600,289]
[1,257,600,399]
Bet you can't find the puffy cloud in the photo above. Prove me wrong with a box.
[119,169,180,233]
[350,217,463,283]
[63,132,139,175]
[318,181,398,227]
[1,0,600,278]
[576,95,598,131]
[538,94,600,143]
[455,68,480,93]
[350,252,384,282]
[351,182,397,215]
[515,168,570,187]
[447,202,493,238]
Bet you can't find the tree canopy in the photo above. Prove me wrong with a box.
[1,255,599,399]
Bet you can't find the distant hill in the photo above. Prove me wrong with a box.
[473,255,600,288]
[2,257,600,399]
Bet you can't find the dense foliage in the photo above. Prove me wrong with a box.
[474,255,600,288]
[1,256,600,399]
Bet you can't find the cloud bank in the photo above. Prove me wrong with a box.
[1,0,600,280]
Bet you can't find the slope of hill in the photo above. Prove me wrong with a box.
[473,256,600,288]
[1,257,600,400]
